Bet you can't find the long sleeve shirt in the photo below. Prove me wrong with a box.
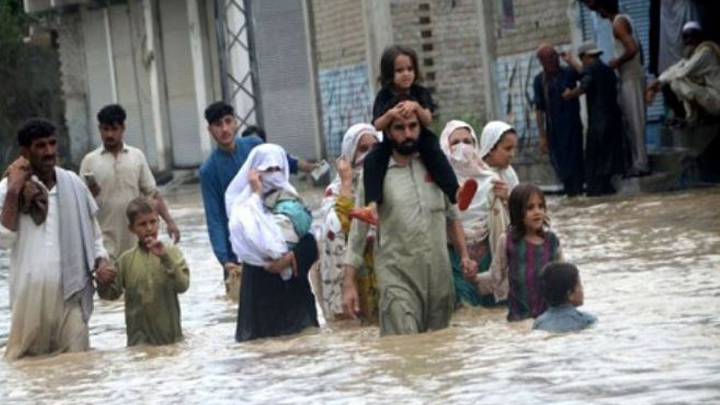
[476,231,563,320]
[98,244,190,346]
[79,144,158,259]
[0,178,107,359]
[659,42,720,94]
[200,135,263,265]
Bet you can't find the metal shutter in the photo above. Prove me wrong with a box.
[159,0,204,167]
[252,0,320,159]
[80,7,114,150]
[619,0,663,122]
[108,4,157,165]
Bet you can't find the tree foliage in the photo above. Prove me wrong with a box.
[0,0,64,173]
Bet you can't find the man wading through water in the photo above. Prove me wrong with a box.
[342,98,476,335]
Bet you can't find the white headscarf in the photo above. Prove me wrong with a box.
[324,123,381,200]
[479,121,520,190]
[319,124,380,232]
[225,143,297,219]
[225,144,297,267]
[440,120,495,244]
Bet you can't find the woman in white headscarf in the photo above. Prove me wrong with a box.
[319,123,381,322]
[225,143,319,341]
[440,120,519,307]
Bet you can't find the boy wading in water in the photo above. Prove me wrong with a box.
[534,262,597,333]
[99,197,190,346]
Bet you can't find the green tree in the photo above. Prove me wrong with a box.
[0,0,64,173]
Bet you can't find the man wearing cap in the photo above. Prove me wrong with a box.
[646,22,720,122]
[563,42,625,196]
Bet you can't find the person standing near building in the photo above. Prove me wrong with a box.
[1,119,115,360]
[594,0,650,177]
[563,42,626,196]
[79,104,180,260]
[200,102,263,296]
[534,44,585,196]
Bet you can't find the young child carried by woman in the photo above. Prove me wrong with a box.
[475,183,563,321]
[225,143,319,341]
[351,45,476,224]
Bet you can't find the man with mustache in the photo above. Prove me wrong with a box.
[342,97,476,336]
[646,22,720,123]
[80,104,181,261]
[0,119,115,360]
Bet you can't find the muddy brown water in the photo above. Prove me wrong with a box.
[1,186,719,404]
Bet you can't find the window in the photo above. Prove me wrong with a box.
[499,0,516,30]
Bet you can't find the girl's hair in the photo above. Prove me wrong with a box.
[379,45,420,89]
[540,262,580,306]
[508,183,548,242]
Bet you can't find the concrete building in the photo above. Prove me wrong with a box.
[28,0,684,186]
[24,0,322,171]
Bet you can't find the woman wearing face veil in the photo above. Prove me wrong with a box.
[439,120,519,307]
[225,144,319,341]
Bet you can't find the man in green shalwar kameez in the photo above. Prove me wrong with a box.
[342,102,476,336]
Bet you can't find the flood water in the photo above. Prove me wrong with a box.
[1,185,719,404]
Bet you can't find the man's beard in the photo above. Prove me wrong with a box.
[389,137,418,156]
[683,45,697,59]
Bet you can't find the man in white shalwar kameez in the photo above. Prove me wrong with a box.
[647,22,720,122]
[0,119,115,360]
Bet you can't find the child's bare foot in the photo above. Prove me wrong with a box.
[457,179,478,211]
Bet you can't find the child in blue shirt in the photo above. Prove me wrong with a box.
[534,262,597,333]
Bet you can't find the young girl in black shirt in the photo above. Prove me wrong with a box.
[352,45,476,224]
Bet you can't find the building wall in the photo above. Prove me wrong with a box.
[252,0,322,159]
[312,0,367,69]
[391,0,487,128]
[494,0,572,57]
[158,0,203,167]
[310,0,373,157]
[491,0,573,142]
[54,0,220,170]
[57,13,91,167]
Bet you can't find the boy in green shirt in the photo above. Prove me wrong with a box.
[99,197,190,346]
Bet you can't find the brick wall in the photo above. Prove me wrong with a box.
[310,0,374,157]
[311,0,367,69]
[491,0,574,141]
[494,0,572,57]
[391,0,487,127]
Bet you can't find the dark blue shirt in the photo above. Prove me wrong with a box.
[200,135,263,265]
[533,67,583,180]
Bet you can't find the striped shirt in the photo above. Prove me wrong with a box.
[506,231,562,321]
